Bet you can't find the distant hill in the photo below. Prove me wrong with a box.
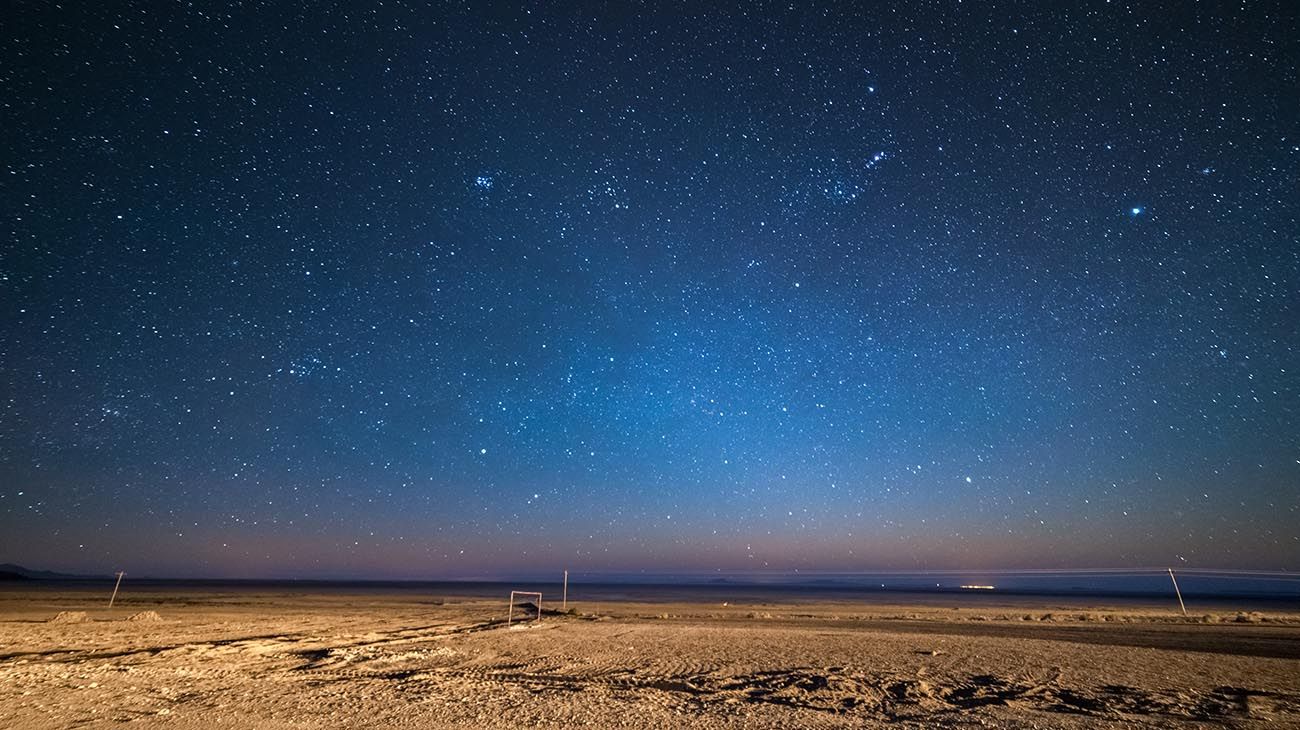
[0,564,104,580]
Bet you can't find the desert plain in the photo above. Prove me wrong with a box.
[1,584,1298,728]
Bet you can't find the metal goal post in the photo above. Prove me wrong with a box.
[507,591,542,625]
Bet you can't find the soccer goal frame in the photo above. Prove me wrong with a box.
[507,591,542,625]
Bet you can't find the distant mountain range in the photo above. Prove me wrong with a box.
[0,564,105,581]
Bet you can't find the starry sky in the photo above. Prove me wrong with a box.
[2,1,1297,579]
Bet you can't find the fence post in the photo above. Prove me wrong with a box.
[1168,568,1187,616]
[108,571,125,608]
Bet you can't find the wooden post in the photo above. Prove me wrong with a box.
[1168,568,1187,616]
[563,570,568,611]
[109,571,125,608]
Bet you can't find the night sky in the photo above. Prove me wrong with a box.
[2,1,1297,579]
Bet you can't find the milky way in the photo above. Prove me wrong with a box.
[2,2,1296,578]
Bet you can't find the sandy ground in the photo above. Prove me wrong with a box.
[2,587,1299,728]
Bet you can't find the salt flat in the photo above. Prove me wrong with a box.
[2,587,1298,728]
